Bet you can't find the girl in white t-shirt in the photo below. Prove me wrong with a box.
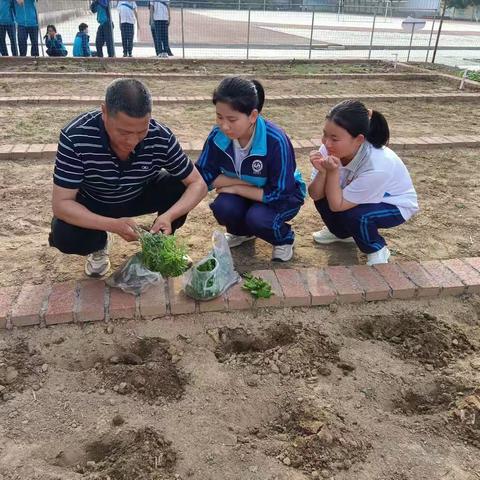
[308,99,418,265]
[117,1,138,57]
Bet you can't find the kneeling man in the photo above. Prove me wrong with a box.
[49,78,207,277]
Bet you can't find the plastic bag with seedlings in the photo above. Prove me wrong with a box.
[107,231,189,295]
[183,231,240,301]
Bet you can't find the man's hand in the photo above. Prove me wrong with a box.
[112,217,139,242]
[151,213,173,235]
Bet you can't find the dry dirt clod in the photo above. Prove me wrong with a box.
[112,414,125,426]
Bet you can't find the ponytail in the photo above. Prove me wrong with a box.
[326,99,390,149]
[213,76,265,115]
[367,110,389,148]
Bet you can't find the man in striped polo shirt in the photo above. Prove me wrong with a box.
[49,78,207,277]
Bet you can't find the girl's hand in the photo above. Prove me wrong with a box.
[309,150,326,173]
[216,185,237,195]
[322,155,341,171]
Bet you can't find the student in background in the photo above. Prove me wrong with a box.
[73,22,93,57]
[91,0,114,57]
[150,0,172,58]
[44,24,67,57]
[308,99,418,266]
[117,1,138,57]
[0,0,18,56]
[14,0,38,57]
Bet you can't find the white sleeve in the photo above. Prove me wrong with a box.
[342,169,393,205]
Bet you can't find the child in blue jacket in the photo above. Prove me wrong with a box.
[73,22,92,57]
[196,77,305,262]
[44,24,67,56]
[0,0,18,56]
[14,0,38,56]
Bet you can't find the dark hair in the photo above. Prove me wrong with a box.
[79,23,88,32]
[212,77,265,115]
[105,79,152,118]
[45,24,56,35]
[326,99,390,149]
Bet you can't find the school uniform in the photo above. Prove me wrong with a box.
[196,116,306,246]
[14,0,38,57]
[0,0,17,56]
[117,1,136,56]
[92,0,114,57]
[150,0,172,56]
[44,33,67,56]
[313,141,418,254]
[73,31,92,57]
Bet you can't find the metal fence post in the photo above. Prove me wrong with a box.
[181,4,185,59]
[308,10,315,60]
[406,25,415,62]
[246,8,251,60]
[425,11,437,64]
[368,10,377,60]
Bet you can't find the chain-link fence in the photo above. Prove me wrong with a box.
[0,0,479,66]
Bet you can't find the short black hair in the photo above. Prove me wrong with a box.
[79,23,88,32]
[105,79,152,118]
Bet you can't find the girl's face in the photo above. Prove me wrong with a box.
[215,101,258,141]
[47,27,56,37]
[322,119,364,161]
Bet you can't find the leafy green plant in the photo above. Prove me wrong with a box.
[242,273,273,299]
[140,232,189,278]
[185,257,220,300]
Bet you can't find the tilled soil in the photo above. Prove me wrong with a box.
[1,297,480,479]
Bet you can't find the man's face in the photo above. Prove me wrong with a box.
[101,106,150,158]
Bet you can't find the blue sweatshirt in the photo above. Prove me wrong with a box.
[73,31,91,57]
[196,116,306,211]
[13,0,37,27]
[0,0,15,25]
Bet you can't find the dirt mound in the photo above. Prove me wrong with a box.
[98,337,187,402]
[356,312,475,368]
[449,392,480,448]
[0,338,47,401]
[260,399,370,475]
[214,322,339,378]
[55,427,176,479]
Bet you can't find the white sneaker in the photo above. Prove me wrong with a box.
[272,244,294,262]
[367,246,391,266]
[225,233,255,248]
[312,227,355,245]
[85,233,113,277]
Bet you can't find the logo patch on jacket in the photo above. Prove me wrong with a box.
[252,160,263,174]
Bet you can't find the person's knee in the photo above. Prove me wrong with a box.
[245,205,270,236]
[210,195,233,224]
[49,218,104,256]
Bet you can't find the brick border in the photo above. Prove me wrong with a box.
[1,91,479,107]
[1,257,479,329]
[1,134,479,162]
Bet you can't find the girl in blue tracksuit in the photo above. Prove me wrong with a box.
[44,24,67,56]
[196,77,306,262]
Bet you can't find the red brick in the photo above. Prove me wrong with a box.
[442,259,480,294]
[27,144,45,159]
[275,269,310,307]
[0,144,13,155]
[0,287,18,329]
[373,263,416,299]
[11,283,50,327]
[398,261,440,297]
[301,268,336,305]
[250,269,284,308]
[198,293,227,313]
[464,257,480,273]
[139,280,167,318]
[325,266,364,303]
[349,265,391,301]
[168,276,196,315]
[45,281,76,325]
[226,280,254,310]
[76,280,106,323]
[109,287,136,320]
[421,260,466,296]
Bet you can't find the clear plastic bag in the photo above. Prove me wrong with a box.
[183,231,240,301]
[106,253,162,295]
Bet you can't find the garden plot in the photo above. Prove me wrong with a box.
[1,297,479,479]
[0,99,479,146]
